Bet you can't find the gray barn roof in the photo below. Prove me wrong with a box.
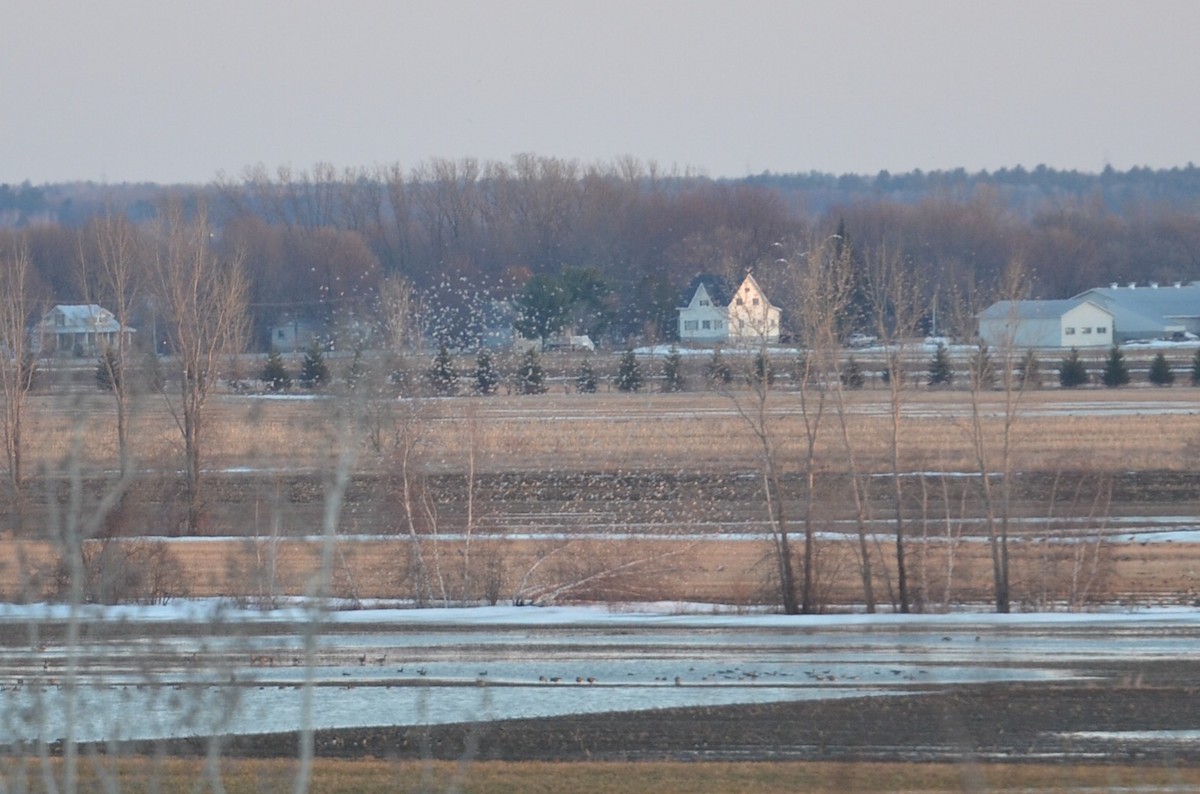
[977,298,1109,321]
[1073,283,1200,338]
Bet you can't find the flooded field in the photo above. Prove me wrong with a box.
[1,605,1196,748]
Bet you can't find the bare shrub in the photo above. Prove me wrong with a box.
[514,538,692,605]
[47,539,187,605]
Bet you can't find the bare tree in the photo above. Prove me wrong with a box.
[378,272,419,354]
[78,207,144,477]
[0,237,41,528]
[864,244,925,612]
[151,199,250,534]
[784,236,855,612]
[947,257,1033,612]
[723,290,799,614]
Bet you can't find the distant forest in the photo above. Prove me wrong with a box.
[3,158,1200,349]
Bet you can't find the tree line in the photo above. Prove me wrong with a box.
[4,158,1200,351]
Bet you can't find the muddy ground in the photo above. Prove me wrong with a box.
[99,659,1200,764]
[17,468,1200,539]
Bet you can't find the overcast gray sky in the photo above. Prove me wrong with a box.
[4,0,1198,185]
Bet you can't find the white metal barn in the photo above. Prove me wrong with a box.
[977,298,1114,349]
[1072,282,1200,342]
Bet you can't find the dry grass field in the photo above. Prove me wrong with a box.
[15,384,1200,475]
[12,757,1200,794]
[3,384,1199,608]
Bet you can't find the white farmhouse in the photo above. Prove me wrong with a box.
[678,273,781,345]
[32,304,132,357]
[677,275,731,343]
[977,298,1113,349]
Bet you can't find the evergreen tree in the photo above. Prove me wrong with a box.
[880,353,905,387]
[615,348,642,392]
[792,352,812,388]
[142,349,165,393]
[662,345,684,392]
[474,348,500,395]
[840,356,865,389]
[516,348,546,394]
[428,344,458,396]
[345,348,370,391]
[261,348,292,393]
[751,350,774,388]
[969,342,995,390]
[96,347,120,392]
[705,348,733,387]
[1101,345,1130,388]
[927,342,953,387]
[299,341,330,389]
[576,357,598,393]
[1148,351,1175,386]
[1192,347,1200,386]
[1057,347,1089,388]
[1016,349,1042,389]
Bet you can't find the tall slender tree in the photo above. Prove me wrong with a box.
[151,199,250,535]
[0,238,41,527]
[79,208,144,476]
[865,243,925,613]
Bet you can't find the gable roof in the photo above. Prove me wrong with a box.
[1074,283,1200,321]
[978,298,1111,321]
[679,274,733,308]
[42,304,123,332]
[735,272,779,310]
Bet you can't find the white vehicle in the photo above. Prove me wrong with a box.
[545,335,595,352]
[846,333,877,348]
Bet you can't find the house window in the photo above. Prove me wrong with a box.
[736,298,744,306]
[752,297,760,306]
[277,329,286,339]
[699,299,710,307]
[683,320,698,331]
[701,320,711,330]
[714,320,723,329]
[1065,327,1076,335]
[1097,326,1107,334]
[1081,327,1092,334]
